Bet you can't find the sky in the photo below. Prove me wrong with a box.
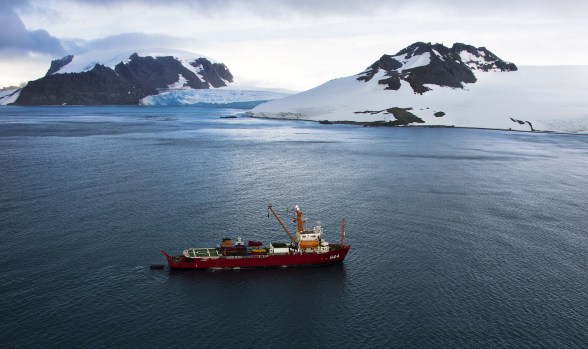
[1,0,587,91]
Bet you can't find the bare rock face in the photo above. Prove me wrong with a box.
[15,52,234,105]
[357,42,517,94]
[45,55,74,76]
[18,64,146,105]
[190,57,234,88]
[453,43,518,72]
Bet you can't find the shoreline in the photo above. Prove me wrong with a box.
[244,113,579,134]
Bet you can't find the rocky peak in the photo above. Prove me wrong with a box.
[113,53,209,91]
[190,58,234,88]
[45,55,74,76]
[451,43,518,72]
[357,42,517,94]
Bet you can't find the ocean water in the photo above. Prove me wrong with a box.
[0,106,587,348]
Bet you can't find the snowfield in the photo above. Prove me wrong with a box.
[252,66,588,133]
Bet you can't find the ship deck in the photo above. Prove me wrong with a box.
[184,248,221,258]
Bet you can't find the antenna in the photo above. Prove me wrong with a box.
[341,218,346,245]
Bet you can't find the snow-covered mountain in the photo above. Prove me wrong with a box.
[13,49,236,105]
[252,42,588,133]
[0,88,21,105]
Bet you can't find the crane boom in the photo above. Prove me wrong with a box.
[268,205,297,245]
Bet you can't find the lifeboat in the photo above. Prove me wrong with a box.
[299,240,319,248]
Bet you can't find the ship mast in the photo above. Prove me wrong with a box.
[341,218,346,245]
[294,205,305,233]
[268,205,297,245]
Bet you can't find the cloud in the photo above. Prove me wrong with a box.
[0,1,199,57]
[0,0,205,86]
[2,0,588,89]
[0,1,67,56]
[40,0,588,19]
[74,33,201,53]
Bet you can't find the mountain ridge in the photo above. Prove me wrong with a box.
[357,42,517,94]
[252,42,588,133]
[13,50,234,105]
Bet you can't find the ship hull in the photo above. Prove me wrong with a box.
[161,245,350,270]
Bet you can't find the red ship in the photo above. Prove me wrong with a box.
[160,205,350,270]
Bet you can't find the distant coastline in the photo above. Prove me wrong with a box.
[245,112,583,134]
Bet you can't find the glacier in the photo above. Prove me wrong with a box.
[139,88,289,108]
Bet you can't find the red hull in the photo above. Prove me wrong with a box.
[161,245,350,270]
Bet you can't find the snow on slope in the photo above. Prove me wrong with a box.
[395,52,431,72]
[50,48,284,107]
[0,88,21,105]
[252,66,588,133]
[54,48,213,76]
[166,74,190,89]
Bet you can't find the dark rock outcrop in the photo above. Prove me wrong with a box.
[453,43,518,72]
[386,107,424,125]
[357,42,517,94]
[114,53,208,93]
[353,107,424,126]
[45,55,74,76]
[15,52,234,105]
[190,58,233,88]
[510,117,535,131]
[18,64,146,105]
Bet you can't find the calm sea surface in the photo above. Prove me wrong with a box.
[1,106,587,348]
